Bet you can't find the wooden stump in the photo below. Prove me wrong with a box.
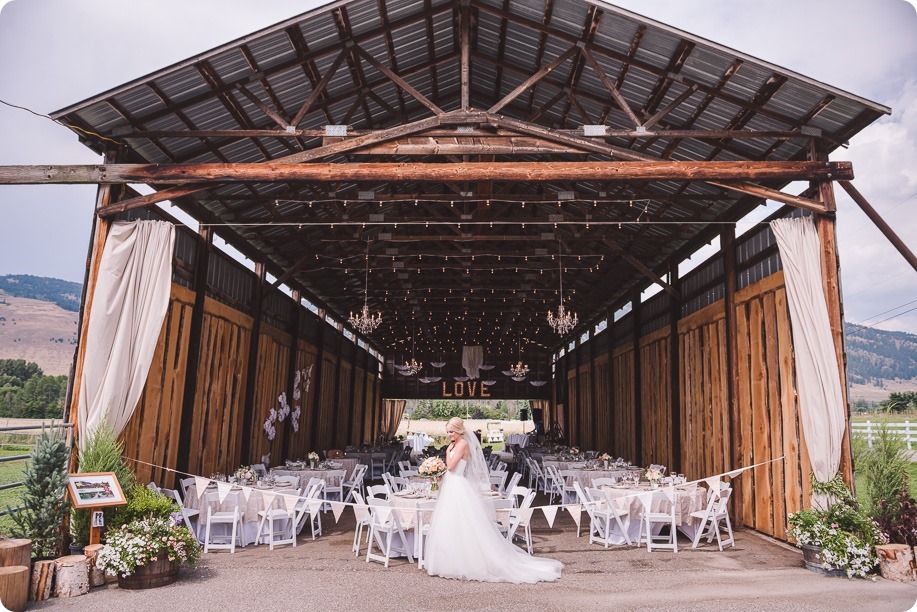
[0,565,29,612]
[0,539,31,568]
[53,555,89,598]
[877,544,915,582]
[83,544,106,587]
[29,560,55,602]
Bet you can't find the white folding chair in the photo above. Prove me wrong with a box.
[323,469,346,512]
[399,469,419,478]
[293,480,324,540]
[691,486,735,550]
[489,473,507,493]
[351,490,372,557]
[584,485,631,546]
[146,481,160,494]
[367,484,391,500]
[414,500,437,569]
[397,460,413,473]
[637,488,678,553]
[491,460,507,472]
[342,464,367,504]
[365,498,414,567]
[161,488,201,540]
[256,488,301,550]
[503,472,522,496]
[180,477,196,500]
[508,485,532,509]
[203,496,245,553]
[503,490,537,554]
[544,466,565,504]
[558,470,579,504]
[526,457,547,492]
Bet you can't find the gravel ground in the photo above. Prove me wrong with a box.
[28,501,917,612]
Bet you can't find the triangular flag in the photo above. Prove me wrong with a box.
[517,507,535,523]
[330,501,346,523]
[261,490,277,509]
[281,493,298,512]
[541,505,558,528]
[194,476,210,498]
[309,499,323,518]
[239,485,253,503]
[216,482,232,503]
[704,477,721,491]
[727,468,744,479]
[564,504,582,531]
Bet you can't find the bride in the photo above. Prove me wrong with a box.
[424,417,563,583]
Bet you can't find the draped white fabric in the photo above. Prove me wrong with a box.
[461,345,484,379]
[770,217,846,486]
[78,220,175,447]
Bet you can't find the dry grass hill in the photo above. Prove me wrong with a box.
[0,290,78,375]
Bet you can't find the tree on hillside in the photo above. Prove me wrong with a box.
[882,391,917,413]
[0,360,66,419]
[0,359,43,384]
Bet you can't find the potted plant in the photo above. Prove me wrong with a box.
[95,515,201,589]
[787,474,885,578]
[8,427,70,559]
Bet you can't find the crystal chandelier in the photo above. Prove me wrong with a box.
[402,322,422,375]
[509,336,529,378]
[349,241,382,335]
[546,243,578,335]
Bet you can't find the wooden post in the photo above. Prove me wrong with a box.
[240,262,266,465]
[281,290,302,462]
[174,226,213,487]
[632,288,643,465]
[310,321,327,451]
[876,544,915,582]
[722,226,743,527]
[606,307,616,456]
[0,566,29,612]
[669,262,682,474]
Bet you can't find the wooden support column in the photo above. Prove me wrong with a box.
[240,262,266,464]
[459,0,471,111]
[669,263,682,474]
[722,225,743,527]
[588,331,596,452]
[632,288,643,465]
[310,322,326,451]
[343,349,358,446]
[606,307,616,456]
[174,226,213,486]
[64,146,126,467]
[328,339,344,449]
[280,291,301,462]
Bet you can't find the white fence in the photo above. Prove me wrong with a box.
[851,421,917,450]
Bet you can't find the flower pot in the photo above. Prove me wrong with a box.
[117,551,180,590]
[800,543,847,577]
[68,544,84,556]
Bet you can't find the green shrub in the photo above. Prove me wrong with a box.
[110,487,179,530]
[854,421,908,518]
[70,422,137,545]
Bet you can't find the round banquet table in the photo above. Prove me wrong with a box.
[596,483,707,545]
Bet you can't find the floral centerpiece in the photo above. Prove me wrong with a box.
[307,451,320,467]
[233,465,255,484]
[645,466,664,485]
[419,456,447,491]
[598,452,612,467]
[96,516,201,587]
[787,474,885,578]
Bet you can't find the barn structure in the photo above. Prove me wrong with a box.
[3,0,911,543]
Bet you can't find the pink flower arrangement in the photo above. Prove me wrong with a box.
[418,456,446,478]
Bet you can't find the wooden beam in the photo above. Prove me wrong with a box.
[0,160,852,186]
[642,85,699,130]
[240,262,266,464]
[721,225,743,527]
[632,288,643,464]
[668,262,681,474]
[708,180,828,213]
[290,47,350,127]
[838,180,917,272]
[460,0,471,111]
[354,44,443,115]
[489,44,579,114]
[580,46,642,128]
[604,240,679,299]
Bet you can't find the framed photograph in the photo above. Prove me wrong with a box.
[67,472,127,509]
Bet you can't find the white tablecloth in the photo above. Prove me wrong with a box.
[596,484,707,545]
[185,484,302,545]
[505,434,530,448]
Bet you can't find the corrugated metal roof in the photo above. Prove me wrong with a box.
[49,0,889,357]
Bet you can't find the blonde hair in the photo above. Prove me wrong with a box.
[445,417,466,435]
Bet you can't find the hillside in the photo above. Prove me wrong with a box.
[0,275,82,312]
[0,291,78,375]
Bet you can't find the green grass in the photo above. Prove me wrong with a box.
[852,412,917,423]
[854,462,917,507]
[0,447,31,536]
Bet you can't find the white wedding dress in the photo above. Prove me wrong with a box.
[424,450,563,583]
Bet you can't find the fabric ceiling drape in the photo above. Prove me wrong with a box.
[382,399,407,438]
[461,345,484,379]
[77,220,175,447]
[770,217,846,489]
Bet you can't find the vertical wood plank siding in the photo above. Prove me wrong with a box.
[562,271,813,541]
[249,325,292,466]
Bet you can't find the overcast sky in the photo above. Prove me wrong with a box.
[0,0,915,333]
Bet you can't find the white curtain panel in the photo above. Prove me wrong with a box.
[770,217,846,486]
[78,220,175,447]
[462,345,484,379]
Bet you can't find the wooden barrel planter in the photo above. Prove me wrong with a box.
[800,544,846,577]
[117,551,180,590]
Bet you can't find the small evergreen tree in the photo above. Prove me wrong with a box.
[9,428,70,558]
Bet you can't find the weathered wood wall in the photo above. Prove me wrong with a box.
[559,270,837,541]
[120,282,382,482]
